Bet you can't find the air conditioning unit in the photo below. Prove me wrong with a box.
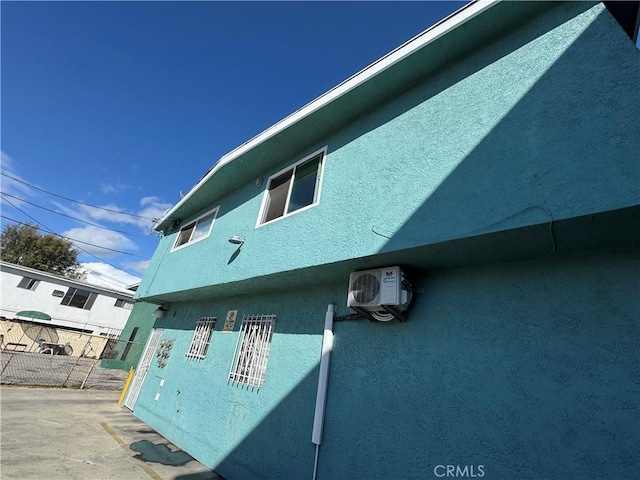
[347,266,413,322]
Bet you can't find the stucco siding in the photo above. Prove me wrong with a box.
[134,248,639,479]
[138,2,639,301]
[319,250,639,479]
[132,284,335,479]
[1,264,133,334]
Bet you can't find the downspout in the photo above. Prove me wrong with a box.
[312,304,335,480]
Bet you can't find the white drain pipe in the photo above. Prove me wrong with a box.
[312,303,335,480]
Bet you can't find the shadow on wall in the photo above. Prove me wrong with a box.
[213,364,321,480]
[209,250,639,480]
[200,6,639,480]
[324,3,638,265]
[149,289,339,336]
[375,5,639,256]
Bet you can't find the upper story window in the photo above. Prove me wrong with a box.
[257,147,326,227]
[171,207,219,251]
[17,277,39,291]
[61,287,97,310]
[114,298,134,310]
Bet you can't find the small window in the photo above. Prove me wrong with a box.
[257,148,325,226]
[114,298,134,310]
[229,314,276,388]
[17,277,39,291]
[52,290,65,297]
[186,317,216,359]
[120,327,139,361]
[61,288,97,310]
[172,207,219,251]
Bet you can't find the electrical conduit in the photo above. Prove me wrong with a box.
[312,304,335,480]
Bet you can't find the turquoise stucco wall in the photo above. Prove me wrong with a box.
[137,2,639,301]
[131,3,639,478]
[317,250,639,480]
[100,301,158,371]
[132,285,335,479]
[134,249,639,479]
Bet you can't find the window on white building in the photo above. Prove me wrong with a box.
[172,207,219,251]
[257,148,325,226]
[60,288,97,310]
[186,317,216,359]
[17,277,39,291]
[114,298,134,310]
[229,314,276,388]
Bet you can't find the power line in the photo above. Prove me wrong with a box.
[1,192,152,237]
[0,197,151,259]
[1,216,142,287]
[1,172,158,221]
[1,214,146,285]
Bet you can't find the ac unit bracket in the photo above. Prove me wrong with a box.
[350,307,379,323]
[380,305,406,322]
[350,306,407,323]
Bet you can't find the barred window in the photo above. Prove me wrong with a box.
[186,317,216,359]
[229,314,276,388]
[114,298,134,310]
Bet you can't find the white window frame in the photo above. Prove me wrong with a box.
[114,298,134,310]
[255,146,326,228]
[171,206,220,252]
[228,314,276,388]
[186,317,216,359]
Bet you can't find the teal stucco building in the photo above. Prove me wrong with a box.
[126,2,639,479]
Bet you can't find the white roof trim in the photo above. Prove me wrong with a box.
[156,0,499,230]
[0,261,135,298]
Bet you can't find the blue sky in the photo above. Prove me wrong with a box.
[1,1,466,290]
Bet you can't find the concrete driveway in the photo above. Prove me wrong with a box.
[0,386,222,480]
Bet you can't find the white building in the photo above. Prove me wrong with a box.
[0,261,135,336]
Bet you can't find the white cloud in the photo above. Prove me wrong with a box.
[52,196,172,232]
[99,182,132,194]
[137,196,173,227]
[0,151,36,206]
[124,260,150,275]
[63,225,138,256]
[81,262,141,292]
[99,184,118,194]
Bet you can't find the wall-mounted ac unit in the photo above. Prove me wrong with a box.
[347,266,413,322]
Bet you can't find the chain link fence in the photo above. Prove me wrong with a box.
[0,318,144,390]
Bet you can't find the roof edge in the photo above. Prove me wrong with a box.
[0,261,135,298]
[155,0,500,231]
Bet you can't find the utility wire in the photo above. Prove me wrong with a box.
[1,215,141,287]
[1,192,151,237]
[1,172,158,221]
[1,214,144,286]
[1,200,149,259]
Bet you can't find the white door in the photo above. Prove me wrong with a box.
[123,329,163,411]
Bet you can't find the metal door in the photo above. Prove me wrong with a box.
[123,329,163,411]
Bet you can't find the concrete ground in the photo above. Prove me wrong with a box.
[0,386,222,480]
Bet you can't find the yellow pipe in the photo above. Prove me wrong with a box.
[118,367,135,405]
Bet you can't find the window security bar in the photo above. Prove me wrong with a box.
[229,314,276,388]
[186,317,216,359]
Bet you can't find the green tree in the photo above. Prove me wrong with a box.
[0,223,86,280]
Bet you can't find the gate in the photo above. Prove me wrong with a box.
[124,329,163,411]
